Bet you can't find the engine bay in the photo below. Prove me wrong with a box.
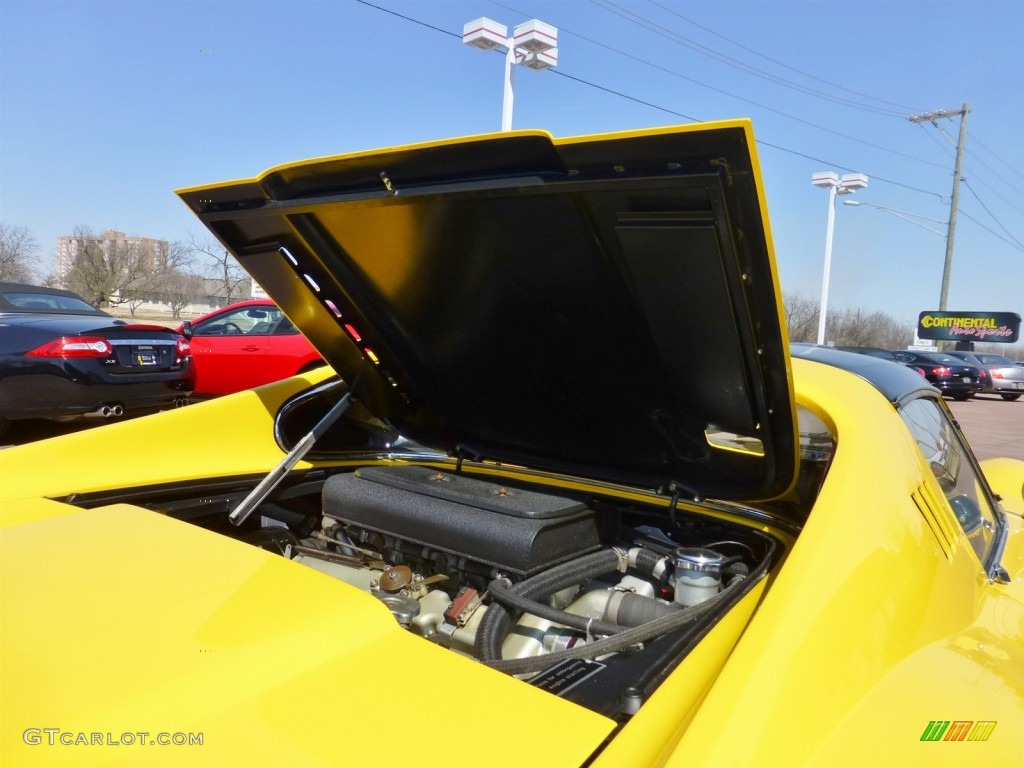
[226,463,778,719]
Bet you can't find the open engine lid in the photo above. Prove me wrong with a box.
[178,121,797,500]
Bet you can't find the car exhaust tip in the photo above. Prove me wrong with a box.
[173,398,189,408]
[110,404,124,417]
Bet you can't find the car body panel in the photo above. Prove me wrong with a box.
[668,357,1024,765]
[181,299,323,397]
[178,121,798,502]
[2,124,1022,766]
[1,502,614,768]
[0,359,1020,765]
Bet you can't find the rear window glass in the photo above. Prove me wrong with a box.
[921,353,963,365]
[977,354,1013,365]
[3,292,99,313]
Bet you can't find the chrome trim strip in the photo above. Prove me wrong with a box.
[107,338,178,346]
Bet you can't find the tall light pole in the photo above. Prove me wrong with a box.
[811,171,868,345]
[463,17,558,132]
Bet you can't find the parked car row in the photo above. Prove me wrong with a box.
[946,350,1024,401]
[839,345,1024,401]
[0,284,325,439]
[890,350,986,401]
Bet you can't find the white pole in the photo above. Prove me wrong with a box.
[816,184,838,346]
[501,37,516,132]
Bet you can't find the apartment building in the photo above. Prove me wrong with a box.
[55,229,169,284]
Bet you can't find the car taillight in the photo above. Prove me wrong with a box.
[914,367,927,377]
[991,370,1004,379]
[177,337,191,357]
[934,366,951,377]
[26,336,112,358]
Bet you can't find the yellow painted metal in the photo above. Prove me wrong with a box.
[980,456,1024,604]
[2,121,1021,766]
[663,358,1024,766]
[981,456,1024,517]
[1,503,614,767]
[0,368,335,504]
[589,578,769,768]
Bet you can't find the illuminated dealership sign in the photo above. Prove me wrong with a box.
[917,311,1021,343]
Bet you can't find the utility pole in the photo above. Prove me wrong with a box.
[908,103,969,311]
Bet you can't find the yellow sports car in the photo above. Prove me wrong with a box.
[2,121,1022,767]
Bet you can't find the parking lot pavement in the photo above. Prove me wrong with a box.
[948,394,1024,461]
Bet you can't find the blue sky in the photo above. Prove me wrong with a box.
[2,0,1022,330]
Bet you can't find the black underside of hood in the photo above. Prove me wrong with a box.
[178,122,797,500]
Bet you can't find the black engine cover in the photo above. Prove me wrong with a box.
[322,466,601,576]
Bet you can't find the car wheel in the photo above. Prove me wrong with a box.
[952,393,970,401]
[1000,393,1022,401]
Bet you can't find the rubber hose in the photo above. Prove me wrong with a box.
[605,592,681,627]
[484,570,751,676]
[474,549,621,661]
[475,547,672,661]
[486,579,626,637]
[633,548,670,585]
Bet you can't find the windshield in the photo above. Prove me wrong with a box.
[922,353,968,365]
[977,354,1014,365]
[3,291,101,313]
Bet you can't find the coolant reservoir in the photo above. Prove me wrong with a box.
[673,548,724,607]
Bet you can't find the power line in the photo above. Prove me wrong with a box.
[965,147,1024,200]
[969,135,1024,196]
[589,0,911,117]
[961,161,1024,217]
[550,70,699,121]
[961,179,1024,251]
[493,0,948,169]
[958,207,1024,255]
[354,0,460,39]
[644,0,927,115]
[346,3,1024,289]
[355,1,947,202]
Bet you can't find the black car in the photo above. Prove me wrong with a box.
[0,282,193,437]
[891,350,982,400]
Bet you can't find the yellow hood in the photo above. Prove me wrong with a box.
[1,502,614,766]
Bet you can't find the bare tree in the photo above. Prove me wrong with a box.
[63,228,122,306]
[829,307,913,349]
[161,270,207,318]
[783,293,820,343]
[155,241,207,318]
[784,292,914,349]
[61,227,178,311]
[187,233,247,303]
[0,224,39,283]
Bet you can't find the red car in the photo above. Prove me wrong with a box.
[179,299,324,397]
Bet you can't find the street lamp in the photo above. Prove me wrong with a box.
[810,171,869,345]
[842,200,947,238]
[463,17,558,132]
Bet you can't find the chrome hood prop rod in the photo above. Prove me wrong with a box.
[229,389,356,527]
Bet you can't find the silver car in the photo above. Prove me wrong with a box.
[948,351,1024,401]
